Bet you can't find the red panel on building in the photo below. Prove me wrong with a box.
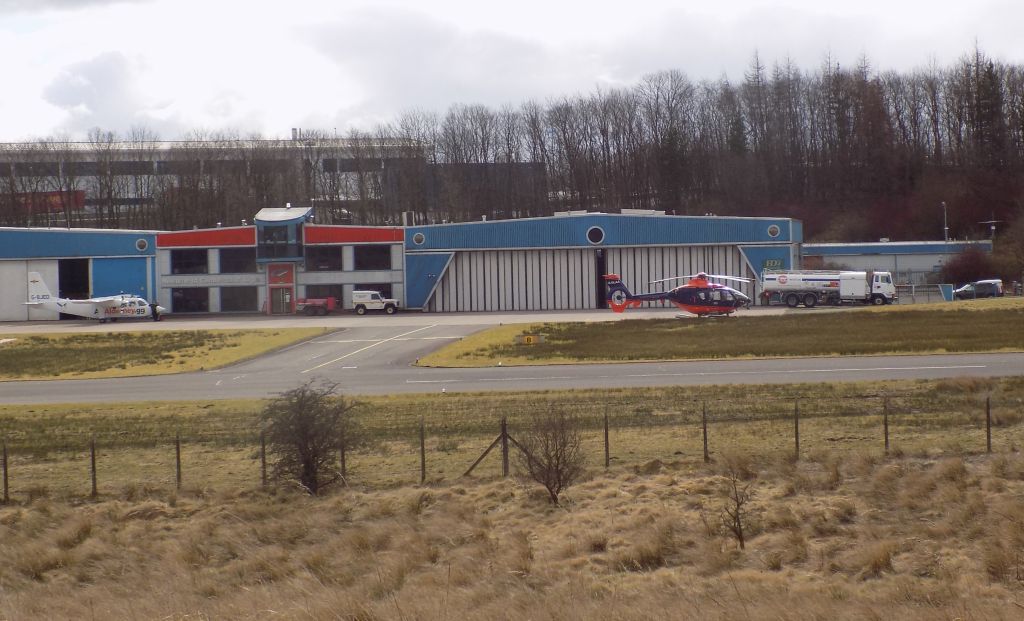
[157,227,255,247]
[305,225,403,244]
[268,263,295,284]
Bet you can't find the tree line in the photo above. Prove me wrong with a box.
[1,47,1023,246]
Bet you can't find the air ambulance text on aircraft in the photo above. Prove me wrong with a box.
[25,272,166,322]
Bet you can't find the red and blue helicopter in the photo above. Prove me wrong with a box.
[604,272,752,317]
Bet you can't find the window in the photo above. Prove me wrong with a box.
[171,288,209,313]
[305,246,343,271]
[219,248,257,273]
[353,245,392,271]
[220,287,258,312]
[170,249,208,274]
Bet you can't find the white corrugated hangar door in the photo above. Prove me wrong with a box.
[605,245,753,308]
[428,249,598,312]
[0,260,58,321]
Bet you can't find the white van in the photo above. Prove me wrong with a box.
[351,290,400,315]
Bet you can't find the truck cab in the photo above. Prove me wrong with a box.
[351,290,399,315]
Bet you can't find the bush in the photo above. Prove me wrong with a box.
[261,381,361,495]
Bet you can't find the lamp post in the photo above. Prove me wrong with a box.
[941,201,949,243]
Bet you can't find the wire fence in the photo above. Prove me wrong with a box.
[2,390,1021,503]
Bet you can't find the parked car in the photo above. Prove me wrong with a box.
[953,279,1004,300]
[351,290,400,315]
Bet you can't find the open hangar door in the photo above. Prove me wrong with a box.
[604,245,754,308]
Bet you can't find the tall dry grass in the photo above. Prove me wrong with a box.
[2,452,1024,619]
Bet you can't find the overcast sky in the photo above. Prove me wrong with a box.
[1,0,1022,142]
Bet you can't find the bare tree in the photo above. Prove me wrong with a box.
[719,457,755,550]
[515,410,585,505]
[261,381,362,496]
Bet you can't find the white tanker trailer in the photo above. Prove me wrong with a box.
[761,270,898,307]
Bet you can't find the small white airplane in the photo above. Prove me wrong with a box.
[26,272,166,322]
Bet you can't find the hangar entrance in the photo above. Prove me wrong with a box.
[594,249,608,309]
[58,259,90,320]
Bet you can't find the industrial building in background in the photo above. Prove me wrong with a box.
[0,205,995,322]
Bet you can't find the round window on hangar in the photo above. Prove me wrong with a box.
[412,232,426,245]
[135,238,149,252]
[586,226,605,245]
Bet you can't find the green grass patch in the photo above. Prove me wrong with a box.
[0,328,328,380]
[419,302,1024,366]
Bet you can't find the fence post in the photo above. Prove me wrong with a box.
[2,441,8,504]
[702,402,710,463]
[500,418,509,477]
[793,401,800,461]
[175,432,182,490]
[603,410,610,469]
[90,436,98,499]
[883,398,889,455]
[420,416,426,484]
[986,396,992,454]
[260,432,267,488]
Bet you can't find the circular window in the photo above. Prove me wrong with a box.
[412,232,425,245]
[767,224,781,238]
[135,238,149,251]
[586,226,605,245]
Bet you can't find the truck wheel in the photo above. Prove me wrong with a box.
[304,306,317,316]
[319,307,329,316]
[355,305,366,315]
[803,293,817,308]
[872,295,885,306]
[785,293,800,308]
[384,304,396,315]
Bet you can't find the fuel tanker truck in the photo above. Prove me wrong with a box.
[761,270,898,308]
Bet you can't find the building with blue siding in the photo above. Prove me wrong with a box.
[0,227,158,320]
[405,211,799,311]
[8,210,992,320]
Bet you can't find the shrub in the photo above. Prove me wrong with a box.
[261,381,362,495]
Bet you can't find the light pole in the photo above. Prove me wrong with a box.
[941,202,949,242]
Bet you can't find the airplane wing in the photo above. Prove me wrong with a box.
[83,296,123,309]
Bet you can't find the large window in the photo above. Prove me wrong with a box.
[170,249,208,274]
[219,248,257,273]
[353,245,392,271]
[305,246,343,271]
[220,287,258,312]
[171,288,209,312]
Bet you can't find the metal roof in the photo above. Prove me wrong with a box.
[803,240,992,255]
[405,214,799,251]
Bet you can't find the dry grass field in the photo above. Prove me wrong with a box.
[2,451,1024,619]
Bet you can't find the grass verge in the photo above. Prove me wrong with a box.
[0,328,329,380]
[419,300,1024,367]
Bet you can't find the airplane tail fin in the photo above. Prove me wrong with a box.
[26,272,53,304]
[603,273,637,312]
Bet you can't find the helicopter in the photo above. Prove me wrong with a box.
[603,272,753,317]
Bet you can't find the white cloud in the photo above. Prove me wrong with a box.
[1,0,1023,141]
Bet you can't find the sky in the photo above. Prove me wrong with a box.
[1,0,1022,142]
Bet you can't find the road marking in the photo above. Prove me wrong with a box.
[315,336,462,344]
[302,325,438,373]
[405,364,987,384]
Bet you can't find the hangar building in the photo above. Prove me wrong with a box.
[0,227,158,321]
[1,209,801,320]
